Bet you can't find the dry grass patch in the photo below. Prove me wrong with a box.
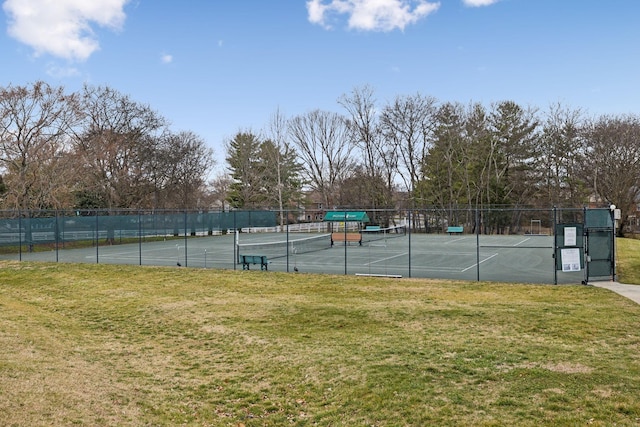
[0,261,639,426]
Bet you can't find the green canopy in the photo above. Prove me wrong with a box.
[323,211,370,222]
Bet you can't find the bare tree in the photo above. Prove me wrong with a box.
[207,172,233,211]
[339,85,395,213]
[379,93,438,203]
[581,114,640,236]
[265,108,304,225]
[152,130,215,209]
[0,81,81,210]
[73,85,167,209]
[339,86,379,183]
[267,109,288,222]
[288,109,354,209]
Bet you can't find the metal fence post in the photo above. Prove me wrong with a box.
[553,206,557,285]
[476,208,480,282]
[408,209,412,278]
[138,210,142,266]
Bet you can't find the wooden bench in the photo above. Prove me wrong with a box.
[240,254,269,270]
[447,226,464,235]
[331,232,362,246]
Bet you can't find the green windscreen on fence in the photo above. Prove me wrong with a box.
[585,209,613,229]
[0,207,611,285]
[0,210,277,246]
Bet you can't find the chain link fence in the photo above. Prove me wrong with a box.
[0,207,609,284]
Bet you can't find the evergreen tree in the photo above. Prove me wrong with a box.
[259,139,304,210]
[225,132,264,208]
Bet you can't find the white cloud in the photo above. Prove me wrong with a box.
[46,63,80,78]
[3,0,129,61]
[307,0,440,32]
[462,0,500,6]
[161,53,173,64]
[307,0,328,25]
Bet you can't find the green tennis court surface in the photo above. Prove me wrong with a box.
[2,230,584,284]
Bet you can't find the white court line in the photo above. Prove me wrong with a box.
[461,253,498,272]
[364,252,409,266]
[413,250,478,256]
[85,250,139,259]
[513,237,532,246]
[444,237,467,244]
[84,245,183,259]
[412,266,470,272]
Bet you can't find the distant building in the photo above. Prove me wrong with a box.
[297,190,326,223]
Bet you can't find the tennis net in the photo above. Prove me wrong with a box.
[361,225,407,243]
[236,233,332,262]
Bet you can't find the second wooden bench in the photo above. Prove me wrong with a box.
[331,232,362,246]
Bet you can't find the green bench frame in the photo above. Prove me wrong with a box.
[447,226,464,234]
[240,254,269,270]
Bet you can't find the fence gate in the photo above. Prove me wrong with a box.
[555,208,616,284]
[585,208,615,283]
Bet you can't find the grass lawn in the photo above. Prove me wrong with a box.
[617,237,640,285]
[0,241,639,426]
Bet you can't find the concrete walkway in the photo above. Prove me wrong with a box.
[591,281,640,305]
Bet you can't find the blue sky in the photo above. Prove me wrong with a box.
[2,0,639,174]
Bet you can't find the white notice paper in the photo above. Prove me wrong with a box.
[564,227,577,246]
[561,248,581,272]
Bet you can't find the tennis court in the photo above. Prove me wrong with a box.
[243,231,582,284]
[3,227,584,284]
